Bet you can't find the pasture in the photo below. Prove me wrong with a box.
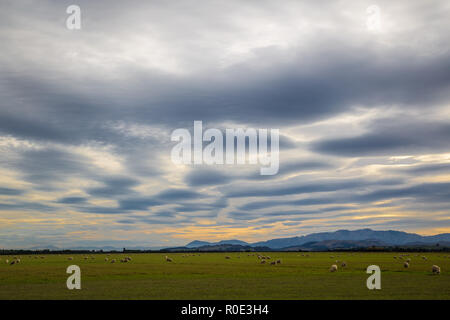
[0,252,449,299]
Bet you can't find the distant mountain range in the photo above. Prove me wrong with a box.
[18,229,450,252]
[186,239,249,248]
[185,229,450,250]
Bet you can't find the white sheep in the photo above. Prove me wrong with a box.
[165,256,173,262]
[432,265,441,274]
[404,262,409,268]
[330,264,338,272]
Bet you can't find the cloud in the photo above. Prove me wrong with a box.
[0,0,449,247]
[86,176,140,197]
[56,197,87,204]
[184,168,231,187]
[225,177,403,198]
[0,187,25,196]
[311,119,450,157]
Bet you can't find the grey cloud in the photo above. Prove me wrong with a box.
[11,148,90,188]
[312,120,450,157]
[157,188,205,201]
[184,168,231,187]
[118,198,162,211]
[225,177,403,198]
[0,187,25,196]
[56,196,87,204]
[87,176,140,197]
[356,182,450,203]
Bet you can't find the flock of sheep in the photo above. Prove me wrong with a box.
[0,253,444,275]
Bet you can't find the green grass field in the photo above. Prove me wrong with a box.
[0,252,449,299]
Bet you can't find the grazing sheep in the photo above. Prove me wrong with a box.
[422,256,427,260]
[225,256,231,259]
[5,259,9,264]
[260,260,266,264]
[330,264,338,272]
[276,259,281,264]
[165,256,173,262]
[432,265,441,274]
[404,262,409,268]
[111,259,116,263]
[406,258,411,263]
[68,257,73,261]
[105,257,108,261]
[270,261,276,265]
[393,256,397,259]
[341,262,347,267]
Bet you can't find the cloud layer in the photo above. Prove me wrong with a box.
[0,0,449,248]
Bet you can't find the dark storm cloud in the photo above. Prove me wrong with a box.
[1,37,450,147]
[120,48,450,128]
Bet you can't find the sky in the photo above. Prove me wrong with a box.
[0,0,449,249]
